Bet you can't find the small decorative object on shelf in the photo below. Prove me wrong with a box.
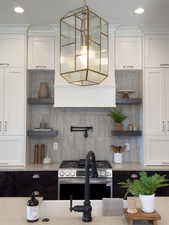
[109,108,127,131]
[119,172,169,213]
[34,144,45,164]
[38,82,50,98]
[117,89,135,99]
[111,145,126,164]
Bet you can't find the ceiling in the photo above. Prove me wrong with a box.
[0,0,169,27]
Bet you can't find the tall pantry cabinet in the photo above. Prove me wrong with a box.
[0,27,27,166]
[144,33,169,165]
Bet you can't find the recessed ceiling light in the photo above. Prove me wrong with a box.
[14,6,24,14]
[134,7,144,15]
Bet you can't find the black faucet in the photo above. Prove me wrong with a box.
[70,151,98,222]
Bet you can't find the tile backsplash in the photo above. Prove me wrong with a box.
[29,107,141,163]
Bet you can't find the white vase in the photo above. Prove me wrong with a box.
[139,194,155,213]
[114,153,123,164]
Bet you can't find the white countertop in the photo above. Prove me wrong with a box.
[1,162,169,171]
[1,216,126,225]
[111,162,169,171]
[1,197,169,225]
[0,163,60,171]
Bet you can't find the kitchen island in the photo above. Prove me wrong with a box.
[1,198,169,225]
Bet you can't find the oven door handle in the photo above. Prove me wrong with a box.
[58,178,112,184]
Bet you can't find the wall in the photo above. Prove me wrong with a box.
[27,70,142,163]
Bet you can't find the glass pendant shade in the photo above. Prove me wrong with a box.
[60,6,109,86]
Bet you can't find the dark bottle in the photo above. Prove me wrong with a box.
[27,192,40,223]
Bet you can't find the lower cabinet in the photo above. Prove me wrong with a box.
[0,136,25,166]
[0,171,58,200]
[0,172,16,196]
[113,171,169,198]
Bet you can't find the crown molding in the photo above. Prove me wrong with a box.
[28,25,57,37]
[115,26,143,37]
[139,24,169,34]
[0,24,30,34]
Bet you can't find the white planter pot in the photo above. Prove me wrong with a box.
[139,194,155,213]
[114,153,123,164]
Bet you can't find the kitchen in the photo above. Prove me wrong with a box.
[1,0,169,224]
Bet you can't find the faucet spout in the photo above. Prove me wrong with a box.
[70,151,98,222]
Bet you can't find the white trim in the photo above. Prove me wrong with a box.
[0,24,29,34]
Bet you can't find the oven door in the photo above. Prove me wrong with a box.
[58,178,112,200]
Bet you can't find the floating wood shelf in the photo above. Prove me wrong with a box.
[27,130,58,138]
[116,98,142,104]
[111,130,142,136]
[27,98,54,105]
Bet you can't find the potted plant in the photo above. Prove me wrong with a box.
[119,172,169,213]
[109,109,127,130]
[111,145,126,164]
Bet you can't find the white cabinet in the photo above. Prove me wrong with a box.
[145,34,169,67]
[0,67,25,136]
[144,68,169,165]
[0,69,3,135]
[144,69,165,136]
[144,136,169,165]
[0,34,25,67]
[28,37,55,70]
[0,136,25,166]
[115,37,142,70]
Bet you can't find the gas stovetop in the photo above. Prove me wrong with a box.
[60,159,112,169]
[58,160,112,178]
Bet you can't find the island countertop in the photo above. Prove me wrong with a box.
[1,216,127,225]
[1,198,169,225]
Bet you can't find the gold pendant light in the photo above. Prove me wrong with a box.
[60,0,109,86]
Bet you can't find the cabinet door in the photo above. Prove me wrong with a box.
[145,35,169,67]
[163,68,169,135]
[144,136,169,165]
[144,69,165,136]
[14,171,58,200]
[0,136,25,166]
[0,172,16,197]
[0,34,25,67]
[0,68,4,135]
[28,37,55,70]
[115,37,142,70]
[3,67,25,136]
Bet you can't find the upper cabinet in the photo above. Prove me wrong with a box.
[0,34,25,67]
[28,36,55,70]
[144,34,169,67]
[115,37,142,70]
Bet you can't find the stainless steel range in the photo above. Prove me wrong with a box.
[58,159,112,178]
[58,159,112,200]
